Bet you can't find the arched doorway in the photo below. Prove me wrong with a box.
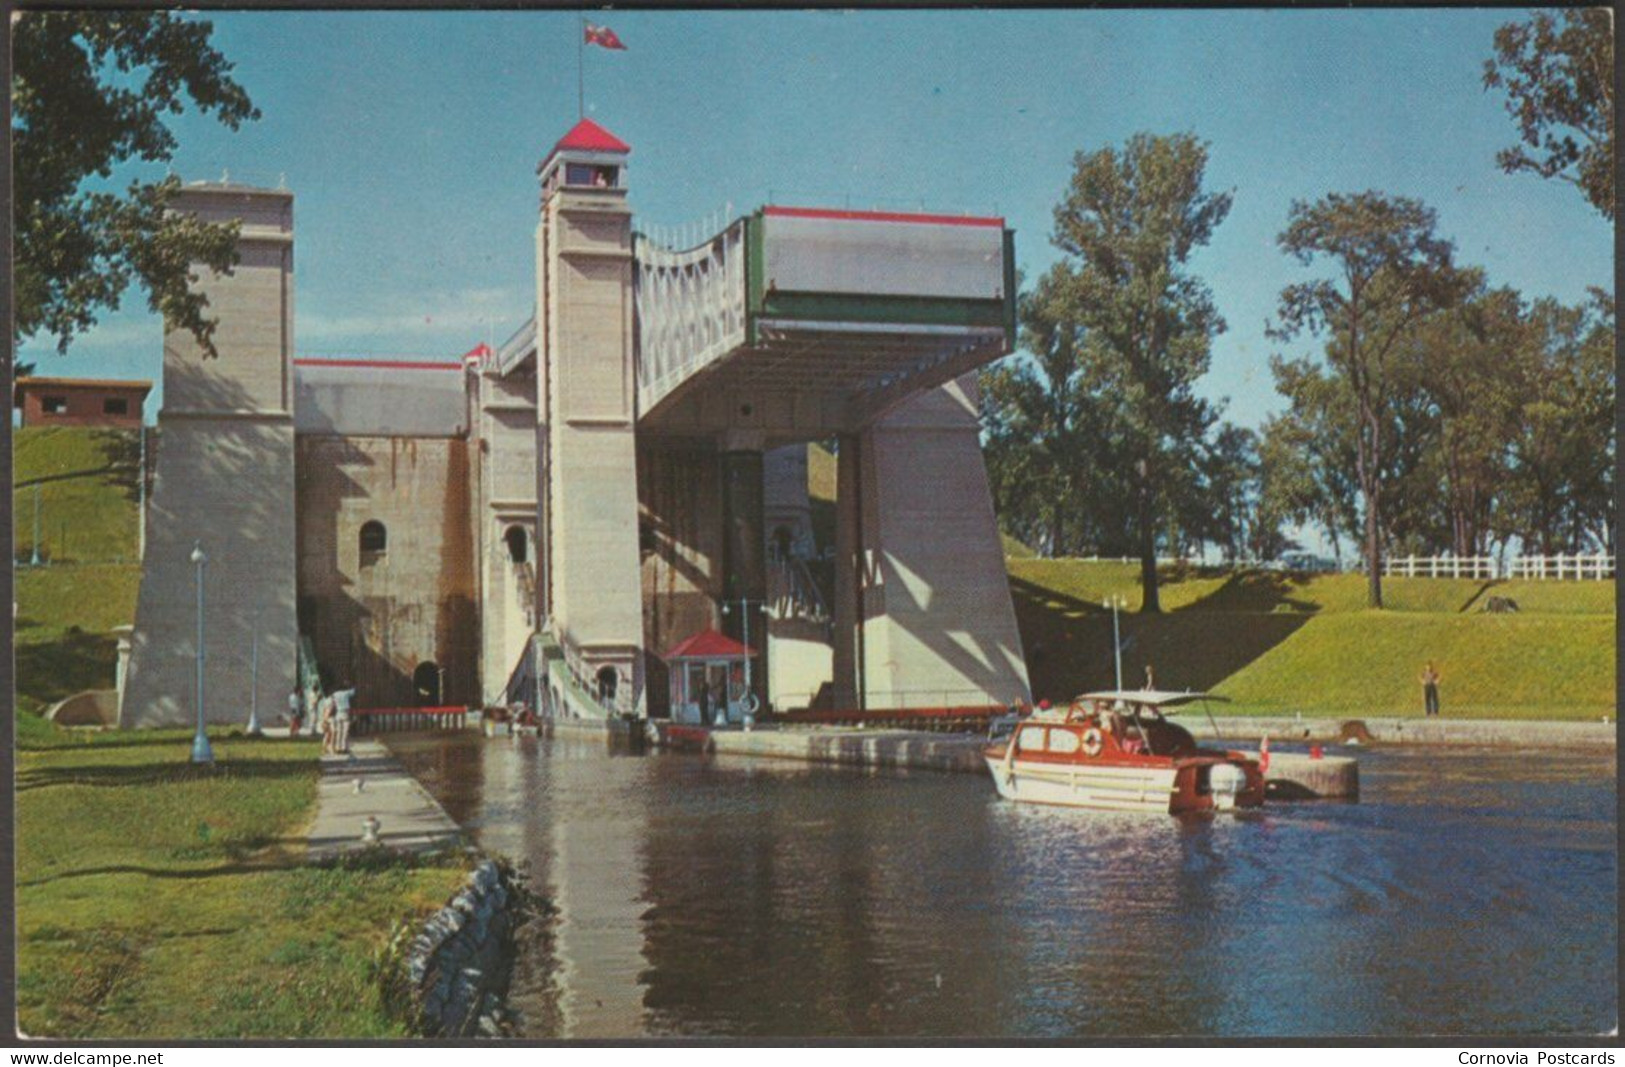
[771,525,794,561]
[504,524,528,564]
[413,661,441,706]
[596,666,619,707]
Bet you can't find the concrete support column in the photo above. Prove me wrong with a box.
[120,184,299,728]
[842,375,1031,710]
[720,440,767,709]
[831,433,863,709]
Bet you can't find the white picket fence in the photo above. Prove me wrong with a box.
[1504,554,1616,581]
[1056,552,1615,580]
[1381,555,1499,579]
[1382,553,1614,580]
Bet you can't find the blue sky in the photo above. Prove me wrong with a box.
[19,9,1613,429]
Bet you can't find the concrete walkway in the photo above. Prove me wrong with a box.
[306,737,468,861]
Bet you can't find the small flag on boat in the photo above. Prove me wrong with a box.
[1259,735,1271,774]
[584,22,627,50]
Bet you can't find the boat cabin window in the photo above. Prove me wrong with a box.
[1017,726,1047,752]
[1048,729,1081,754]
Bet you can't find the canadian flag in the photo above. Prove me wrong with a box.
[584,22,627,50]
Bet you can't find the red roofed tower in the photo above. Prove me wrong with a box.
[534,120,645,715]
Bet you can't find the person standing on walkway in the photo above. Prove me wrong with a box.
[1420,661,1442,717]
[318,692,336,754]
[332,685,355,754]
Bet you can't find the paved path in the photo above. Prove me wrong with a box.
[306,737,468,861]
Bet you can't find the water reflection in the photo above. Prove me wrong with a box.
[388,734,1616,1038]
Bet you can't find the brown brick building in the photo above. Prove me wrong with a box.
[15,377,153,428]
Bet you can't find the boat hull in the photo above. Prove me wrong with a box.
[986,755,1181,813]
[984,752,1264,815]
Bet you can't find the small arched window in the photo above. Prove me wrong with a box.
[359,520,387,559]
[504,525,528,564]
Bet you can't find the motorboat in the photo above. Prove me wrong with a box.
[983,689,1265,814]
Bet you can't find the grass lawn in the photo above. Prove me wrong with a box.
[15,726,469,1039]
[1009,560,1615,720]
[13,526,468,1038]
[13,427,142,564]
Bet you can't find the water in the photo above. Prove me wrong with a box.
[389,733,1617,1038]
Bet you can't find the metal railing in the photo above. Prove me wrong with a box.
[769,553,831,626]
[352,705,471,735]
[775,703,1014,734]
[633,215,748,413]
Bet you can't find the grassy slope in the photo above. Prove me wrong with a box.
[16,728,467,1038]
[14,426,141,563]
[12,433,468,1037]
[1008,560,1616,719]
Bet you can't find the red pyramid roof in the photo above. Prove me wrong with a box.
[551,118,630,156]
[662,629,756,661]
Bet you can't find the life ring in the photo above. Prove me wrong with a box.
[1081,727,1104,757]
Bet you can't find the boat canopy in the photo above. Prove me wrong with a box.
[1073,689,1230,713]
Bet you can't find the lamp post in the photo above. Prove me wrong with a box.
[246,622,261,737]
[1107,594,1125,693]
[190,542,213,764]
[30,483,41,566]
[720,597,762,716]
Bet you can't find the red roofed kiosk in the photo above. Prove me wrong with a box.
[662,629,756,726]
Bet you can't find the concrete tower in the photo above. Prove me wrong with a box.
[120,184,299,727]
[536,120,645,714]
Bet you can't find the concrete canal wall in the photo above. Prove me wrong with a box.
[1184,716,1615,749]
[655,723,1362,799]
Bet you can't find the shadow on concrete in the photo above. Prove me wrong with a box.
[296,435,479,709]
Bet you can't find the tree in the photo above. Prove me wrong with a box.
[1262,357,1362,564]
[1191,422,1260,563]
[1042,132,1232,610]
[13,12,260,356]
[1499,290,1616,554]
[1270,192,1470,607]
[1484,8,1614,220]
[1400,286,1529,558]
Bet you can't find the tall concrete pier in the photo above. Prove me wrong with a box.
[535,121,646,714]
[120,184,299,727]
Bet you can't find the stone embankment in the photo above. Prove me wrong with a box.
[1182,715,1615,749]
[390,858,536,1038]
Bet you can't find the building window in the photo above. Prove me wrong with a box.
[359,520,387,562]
[41,396,67,414]
[504,525,528,564]
[565,163,617,188]
[103,397,129,416]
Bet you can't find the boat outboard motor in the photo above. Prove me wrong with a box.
[1207,763,1247,811]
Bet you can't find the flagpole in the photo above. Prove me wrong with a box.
[577,13,585,118]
